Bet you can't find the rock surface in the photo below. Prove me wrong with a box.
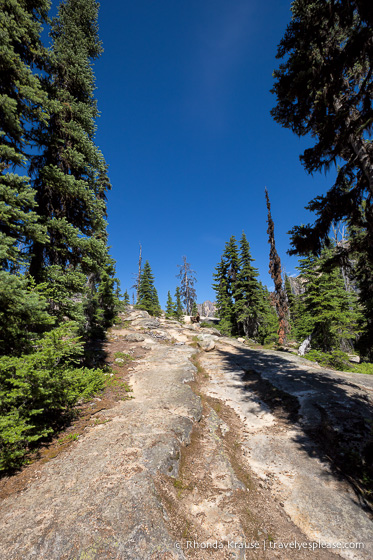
[0,311,372,560]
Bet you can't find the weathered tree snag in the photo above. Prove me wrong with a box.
[265,188,290,345]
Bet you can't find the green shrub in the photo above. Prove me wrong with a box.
[305,349,352,371]
[353,362,373,375]
[0,322,107,470]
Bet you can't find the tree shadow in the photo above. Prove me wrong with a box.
[214,344,373,511]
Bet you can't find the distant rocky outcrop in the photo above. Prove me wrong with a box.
[288,275,306,296]
[198,300,216,317]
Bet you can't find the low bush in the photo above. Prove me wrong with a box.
[304,349,352,371]
[353,362,373,375]
[0,322,108,471]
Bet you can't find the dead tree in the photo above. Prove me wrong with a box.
[131,243,142,303]
[265,188,290,345]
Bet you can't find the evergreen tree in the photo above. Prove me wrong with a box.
[174,287,184,322]
[296,246,362,352]
[256,284,279,345]
[191,301,198,316]
[0,0,51,356]
[271,0,373,356]
[165,291,175,318]
[265,188,289,344]
[177,256,197,315]
[136,261,161,317]
[233,232,262,337]
[29,0,114,333]
[212,237,240,335]
[123,290,130,306]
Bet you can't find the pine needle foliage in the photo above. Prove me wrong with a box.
[136,261,161,317]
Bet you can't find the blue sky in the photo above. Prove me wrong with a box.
[88,0,335,306]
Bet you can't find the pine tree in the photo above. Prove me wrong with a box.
[191,301,198,316]
[233,232,262,337]
[123,290,130,306]
[165,291,175,318]
[212,237,240,335]
[0,0,52,355]
[136,261,161,317]
[29,0,114,333]
[296,246,362,352]
[265,188,289,344]
[256,283,279,345]
[271,0,373,357]
[174,287,184,322]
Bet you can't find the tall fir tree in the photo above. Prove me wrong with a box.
[271,0,373,357]
[29,0,115,333]
[296,246,362,352]
[165,291,175,318]
[0,0,52,355]
[212,236,240,335]
[233,232,262,337]
[191,301,198,316]
[256,283,279,345]
[136,261,161,317]
[174,287,184,322]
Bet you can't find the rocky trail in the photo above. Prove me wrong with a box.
[0,310,372,560]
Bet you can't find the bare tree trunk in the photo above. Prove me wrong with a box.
[265,188,290,345]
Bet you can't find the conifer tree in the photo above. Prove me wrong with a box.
[174,287,184,322]
[165,291,175,318]
[0,0,52,355]
[123,290,130,306]
[233,232,261,337]
[213,258,234,335]
[191,301,198,316]
[256,283,279,345]
[29,0,114,332]
[213,237,240,335]
[136,261,161,317]
[296,246,362,352]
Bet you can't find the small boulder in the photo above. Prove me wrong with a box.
[198,339,215,352]
[237,337,245,343]
[124,333,145,342]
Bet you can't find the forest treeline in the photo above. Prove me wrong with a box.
[0,0,120,469]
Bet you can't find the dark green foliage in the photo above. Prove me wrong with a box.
[233,232,262,337]
[0,0,50,270]
[213,233,278,342]
[29,0,114,333]
[165,291,175,318]
[0,0,51,359]
[174,287,184,321]
[191,301,198,316]
[271,0,373,356]
[305,349,352,371]
[0,322,107,470]
[136,261,161,317]
[0,0,119,470]
[213,257,235,334]
[0,273,53,356]
[272,0,373,201]
[295,246,362,352]
[213,237,240,334]
[123,290,130,306]
[256,284,279,345]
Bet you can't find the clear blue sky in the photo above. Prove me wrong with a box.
[88,0,334,306]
